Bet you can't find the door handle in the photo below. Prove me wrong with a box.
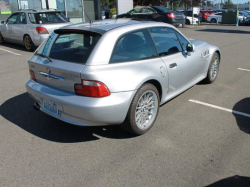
[169,63,177,68]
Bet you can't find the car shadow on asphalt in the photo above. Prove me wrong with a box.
[196,29,250,34]
[205,175,250,187]
[233,97,250,134]
[0,42,35,52]
[0,93,135,143]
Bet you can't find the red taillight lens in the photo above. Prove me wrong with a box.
[36,27,49,34]
[74,80,110,98]
[167,13,176,18]
[29,69,36,81]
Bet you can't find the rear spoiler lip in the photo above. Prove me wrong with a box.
[54,28,105,35]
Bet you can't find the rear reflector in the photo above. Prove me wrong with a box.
[74,80,110,98]
[29,69,36,81]
[167,13,176,18]
[36,27,49,34]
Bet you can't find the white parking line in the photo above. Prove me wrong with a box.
[238,68,250,72]
[0,47,21,56]
[189,99,250,118]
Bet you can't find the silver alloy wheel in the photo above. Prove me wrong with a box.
[210,55,219,80]
[135,90,158,130]
[24,36,32,50]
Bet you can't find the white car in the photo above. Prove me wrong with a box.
[207,12,222,23]
[185,16,199,25]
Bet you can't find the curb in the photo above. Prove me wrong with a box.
[184,25,207,29]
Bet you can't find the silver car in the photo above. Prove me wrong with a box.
[0,9,71,51]
[25,19,221,135]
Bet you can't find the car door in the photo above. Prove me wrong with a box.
[11,12,27,44]
[3,13,19,41]
[148,27,203,93]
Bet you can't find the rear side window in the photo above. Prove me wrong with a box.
[149,27,182,56]
[38,31,101,64]
[110,29,157,63]
[29,13,37,24]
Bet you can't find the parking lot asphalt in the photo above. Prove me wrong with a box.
[0,25,250,187]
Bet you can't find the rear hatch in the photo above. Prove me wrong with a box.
[28,29,102,93]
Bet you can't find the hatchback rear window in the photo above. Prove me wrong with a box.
[37,31,101,64]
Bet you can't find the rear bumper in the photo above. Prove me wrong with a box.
[167,19,185,27]
[31,34,49,47]
[25,79,136,126]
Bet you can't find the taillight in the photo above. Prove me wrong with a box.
[29,69,36,81]
[36,27,49,34]
[167,13,176,18]
[74,80,110,98]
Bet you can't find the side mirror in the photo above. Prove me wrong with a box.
[186,43,194,52]
[1,21,6,24]
[186,43,195,56]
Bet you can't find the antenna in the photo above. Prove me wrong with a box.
[76,0,92,24]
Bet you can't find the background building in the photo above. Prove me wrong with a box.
[0,0,133,23]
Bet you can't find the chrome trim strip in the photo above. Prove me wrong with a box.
[39,72,66,81]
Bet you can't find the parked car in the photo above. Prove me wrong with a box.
[244,16,250,25]
[207,12,222,23]
[0,9,71,51]
[200,10,209,21]
[207,10,214,15]
[179,10,199,25]
[239,11,248,24]
[116,6,185,27]
[26,19,221,135]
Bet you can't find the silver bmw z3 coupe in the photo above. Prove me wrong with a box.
[25,19,221,135]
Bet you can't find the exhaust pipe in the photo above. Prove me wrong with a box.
[33,102,40,111]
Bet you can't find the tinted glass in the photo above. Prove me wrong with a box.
[149,27,182,56]
[142,8,155,13]
[110,29,157,63]
[151,6,170,13]
[37,12,69,24]
[175,31,189,51]
[29,13,37,24]
[129,8,142,14]
[38,32,101,64]
[7,14,18,24]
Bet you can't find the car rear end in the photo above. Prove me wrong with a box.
[28,11,71,46]
[25,28,134,126]
[151,6,185,27]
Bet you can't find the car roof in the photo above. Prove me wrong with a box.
[59,19,161,34]
[15,9,61,13]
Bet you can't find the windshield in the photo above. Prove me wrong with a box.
[36,31,102,64]
[37,12,69,24]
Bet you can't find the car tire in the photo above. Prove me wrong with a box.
[121,83,160,135]
[211,18,216,23]
[23,35,35,51]
[0,32,4,44]
[203,52,220,84]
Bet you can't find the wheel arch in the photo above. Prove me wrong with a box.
[143,79,163,101]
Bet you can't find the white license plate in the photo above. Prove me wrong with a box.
[43,100,58,115]
[178,24,183,27]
